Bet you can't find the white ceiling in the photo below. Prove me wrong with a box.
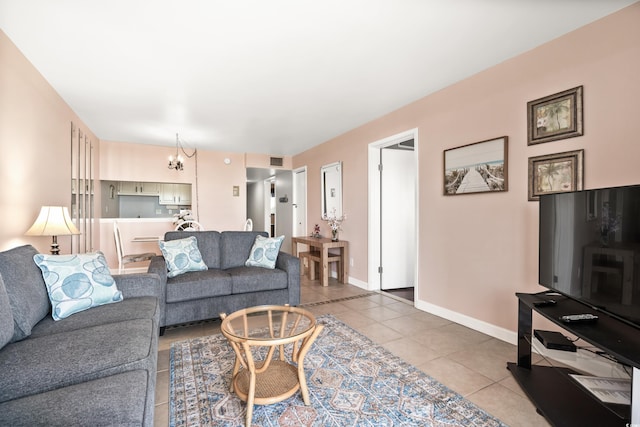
[0,0,636,155]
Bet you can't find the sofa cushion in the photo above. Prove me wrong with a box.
[220,231,268,269]
[159,236,208,278]
[166,269,232,303]
[33,252,123,320]
[0,275,14,349]
[29,296,159,339]
[227,266,288,294]
[0,370,148,427]
[0,318,155,403]
[245,235,285,269]
[0,245,49,342]
[165,231,221,268]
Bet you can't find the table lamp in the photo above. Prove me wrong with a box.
[25,206,80,255]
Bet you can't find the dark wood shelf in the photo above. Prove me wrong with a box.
[519,293,640,367]
[509,292,639,426]
[507,364,628,426]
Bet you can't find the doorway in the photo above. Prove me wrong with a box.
[246,167,295,253]
[293,167,307,239]
[368,129,418,302]
[246,168,276,234]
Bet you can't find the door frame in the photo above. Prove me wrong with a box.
[292,166,307,242]
[367,128,419,295]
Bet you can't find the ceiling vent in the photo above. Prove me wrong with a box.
[270,157,284,167]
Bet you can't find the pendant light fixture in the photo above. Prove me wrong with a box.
[168,133,184,171]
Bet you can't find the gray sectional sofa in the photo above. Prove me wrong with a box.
[148,230,300,329]
[0,244,162,426]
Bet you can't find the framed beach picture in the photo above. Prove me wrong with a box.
[528,149,584,201]
[443,136,508,196]
[527,86,583,145]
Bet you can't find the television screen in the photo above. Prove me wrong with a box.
[539,185,640,327]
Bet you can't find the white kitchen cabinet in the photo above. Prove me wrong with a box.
[118,181,160,196]
[118,182,137,195]
[159,183,191,205]
[138,182,160,195]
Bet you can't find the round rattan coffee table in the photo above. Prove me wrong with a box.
[220,305,323,426]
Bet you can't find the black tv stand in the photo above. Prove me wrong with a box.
[507,292,640,427]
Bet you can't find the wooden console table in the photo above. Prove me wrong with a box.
[291,236,349,287]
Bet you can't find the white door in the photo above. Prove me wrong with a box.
[264,178,275,236]
[293,167,307,238]
[380,145,416,290]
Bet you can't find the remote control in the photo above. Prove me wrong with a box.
[560,314,598,323]
[533,299,556,307]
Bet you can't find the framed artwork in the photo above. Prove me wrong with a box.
[443,136,508,196]
[527,86,583,145]
[528,149,584,201]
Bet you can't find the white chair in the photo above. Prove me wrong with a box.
[113,222,155,273]
[174,220,205,231]
[244,218,253,231]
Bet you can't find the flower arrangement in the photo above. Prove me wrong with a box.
[322,208,347,241]
[173,210,193,226]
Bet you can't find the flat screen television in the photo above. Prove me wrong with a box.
[539,184,640,328]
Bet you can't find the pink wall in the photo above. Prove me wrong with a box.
[195,150,247,231]
[0,30,100,253]
[293,3,640,334]
[100,140,248,231]
[245,153,293,169]
[2,4,639,336]
[0,24,286,262]
[100,140,196,184]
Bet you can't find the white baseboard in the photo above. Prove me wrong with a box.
[414,299,516,344]
[347,276,370,290]
[413,298,626,378]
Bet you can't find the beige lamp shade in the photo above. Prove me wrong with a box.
[26,206,80,236]
[26,206,80,255]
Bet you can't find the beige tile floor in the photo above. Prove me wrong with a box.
[154,276,551,427]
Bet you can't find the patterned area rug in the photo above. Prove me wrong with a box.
[170,315,507,427]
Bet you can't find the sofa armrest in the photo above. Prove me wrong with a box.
[276,252,300,306]
[113,272,166,327]
[147,256,167,284]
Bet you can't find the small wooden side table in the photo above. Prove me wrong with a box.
[220,305,324,426]
[291,236,349,287]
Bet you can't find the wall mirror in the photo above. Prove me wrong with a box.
[321,161,342,218]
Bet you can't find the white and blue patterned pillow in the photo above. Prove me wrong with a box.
[245,235,284,269]
[33,252,123,321]
[159,236,208,278]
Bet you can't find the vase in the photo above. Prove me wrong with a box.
[331,229,338,241]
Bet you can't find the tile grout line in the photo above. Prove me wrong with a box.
[299,292,378,307]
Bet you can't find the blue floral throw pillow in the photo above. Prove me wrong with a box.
[158,236,208,278]
[33,252,123,321]
[245,235,284,269]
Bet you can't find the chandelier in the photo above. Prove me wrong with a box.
[168,133,197,171]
